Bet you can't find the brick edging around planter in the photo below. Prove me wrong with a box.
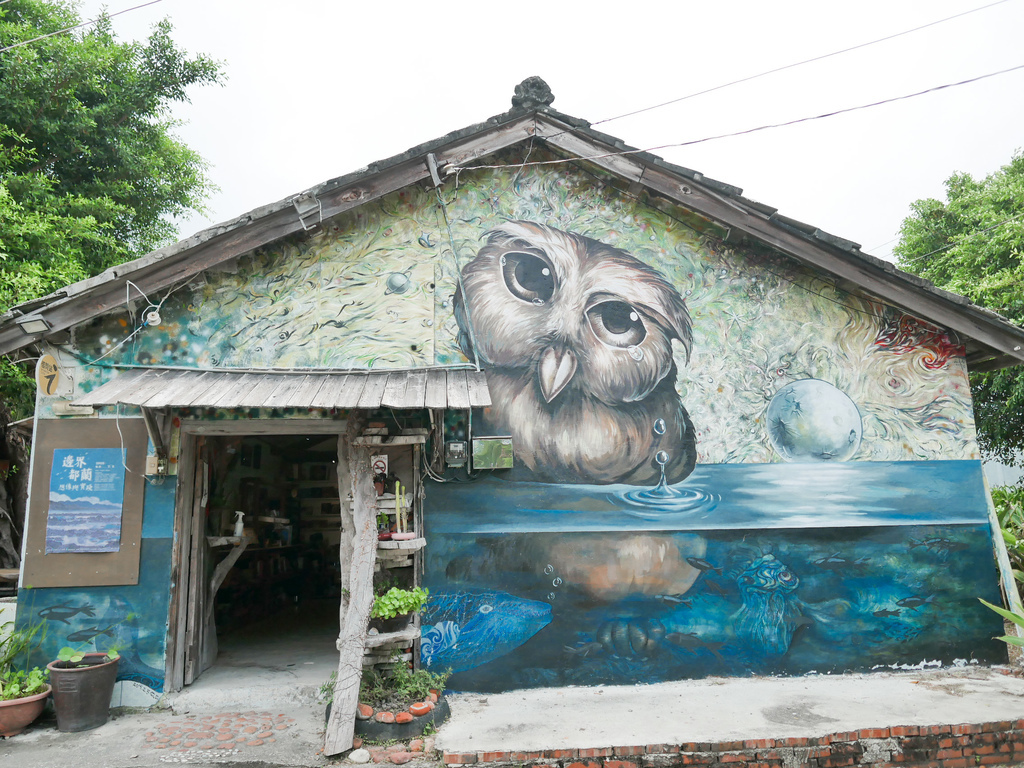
[442,720,1024,768]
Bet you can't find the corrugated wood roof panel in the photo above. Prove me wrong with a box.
[446,370,471,409]
[424,369,447,408]
[147,370,213,408]
[72,368,488,411]
[76,369,147,406]
[466,370,492,407]
[356,373,390,409]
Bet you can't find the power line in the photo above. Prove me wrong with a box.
[587,0,1015,130]
[0,0,164,54]
[453,63,1024,174]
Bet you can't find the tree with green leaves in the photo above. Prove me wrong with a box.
[0,0,221,417]
[894,151,1024,468]
[0,0,222,567]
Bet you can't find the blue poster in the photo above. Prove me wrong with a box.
[46,448,126,554]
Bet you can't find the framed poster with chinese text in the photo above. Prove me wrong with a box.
[24,418,146,588]
[46,448,126,554]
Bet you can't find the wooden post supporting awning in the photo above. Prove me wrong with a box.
[72,367,491,410]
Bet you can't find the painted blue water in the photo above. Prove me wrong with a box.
[426,460,989,533]
[420,460,1005,691]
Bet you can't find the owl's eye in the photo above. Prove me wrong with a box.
[587,301,647,348]
[501,251,555,304]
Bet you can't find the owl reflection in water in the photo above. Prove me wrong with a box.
[454,221,696,485]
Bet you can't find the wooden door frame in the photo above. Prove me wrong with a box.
[164,417,348,692]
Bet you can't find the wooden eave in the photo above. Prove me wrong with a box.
[71,368,491,411]
[3,101,1023,370]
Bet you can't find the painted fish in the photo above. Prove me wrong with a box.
[909,537,969,554]
[702,579,729,596]
[896,595,935,610]
[686,557,722,575]
[420,589,552,673]
[665,632,726,661]
[38,603,95,624]
[873,609,901,618]
[812,553,869,571]
[654,594,692,608]
[66,625,117,642]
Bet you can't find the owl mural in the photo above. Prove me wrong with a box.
[454,221,696,485]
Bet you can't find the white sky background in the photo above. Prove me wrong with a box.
[76,0,1024,264]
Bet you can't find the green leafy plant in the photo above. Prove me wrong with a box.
[55,645,120,667]
[319,670,337,705]
[895,151,1024,468]
[1,668,48,701]
[993,485,1024,592]
[359,656,450,710]
[53,611,136,667]
[0,621,49,701]
[979,598,1024,647]
[370,587,429,621]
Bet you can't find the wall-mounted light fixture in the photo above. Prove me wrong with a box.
[15,314,51,335]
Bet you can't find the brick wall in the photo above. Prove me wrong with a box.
[441,720,1023,768]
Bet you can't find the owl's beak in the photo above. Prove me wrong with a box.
[538,345,577,403]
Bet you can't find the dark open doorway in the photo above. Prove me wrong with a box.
[168,424,349,696]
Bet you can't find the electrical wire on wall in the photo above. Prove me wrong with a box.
[434,186,481,372]
[113,401,161,486]
[76,277,190,367]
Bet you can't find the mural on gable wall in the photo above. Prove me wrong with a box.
[63,144,1003,688]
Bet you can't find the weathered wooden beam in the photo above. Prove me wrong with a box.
[203,537,251,627]
[324,415,376,756]
[164,432,197,693]
[363,624,420,649]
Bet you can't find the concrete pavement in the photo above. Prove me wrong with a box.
[436,664,1024,755]
[2,664,1024,768]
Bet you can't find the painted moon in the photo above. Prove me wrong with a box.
[766,379,862,462]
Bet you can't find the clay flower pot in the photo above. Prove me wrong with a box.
[47,653,119,732]
[0,684,52,737]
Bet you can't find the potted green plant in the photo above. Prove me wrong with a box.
[46,644,120,732]
[0,621,51,738]
[321,658,452,739]
[370,586,429,633]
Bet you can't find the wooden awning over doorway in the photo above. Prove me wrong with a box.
[72,367,491,410]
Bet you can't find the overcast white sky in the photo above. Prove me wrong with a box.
[77,0,1024,264]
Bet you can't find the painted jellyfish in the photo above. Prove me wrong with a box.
[733,554,803,655]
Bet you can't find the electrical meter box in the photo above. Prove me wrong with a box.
[472,437,514,470]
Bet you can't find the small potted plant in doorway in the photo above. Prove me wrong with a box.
[369,586,429,634]
[46,643,120,732]
[0,622,51,738]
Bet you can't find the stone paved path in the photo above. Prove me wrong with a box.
[140,710,295,754]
